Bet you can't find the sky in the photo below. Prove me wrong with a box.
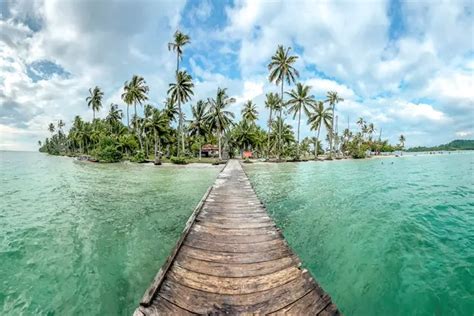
[1,0,473,151]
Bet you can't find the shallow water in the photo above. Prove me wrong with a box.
[244,152,474,315]
[0,152,220,315]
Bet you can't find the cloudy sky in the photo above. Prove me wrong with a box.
[1,0,473,151]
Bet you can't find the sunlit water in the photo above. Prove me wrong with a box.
[244,152,474,316]
[0,151,220,315]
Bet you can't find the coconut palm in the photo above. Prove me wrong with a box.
[189,100,209,160]
[268,45,299,159]
[86,86,103,120]
[164,98,179,122]
[206,87,236,160]
[48,123,55,134]
[264,92,280,159]
[57,120,65,132]
[106,103,122,131]
[325,91,344,157]
[146,108,169,165]
[168,70,194,156]
[308,101,333,159]
[399,134,406,149]
[242,100,258,123]
[232,120,257,157]
[286,83,315,158]
[168,30,191,74]
[122,75,149,121]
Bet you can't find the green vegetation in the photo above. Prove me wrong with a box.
[39,31,402,162]
[407,139,474,152]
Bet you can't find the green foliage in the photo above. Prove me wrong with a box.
[407,139,474,152]
[170,156,188,164]
[131,150,146,163]
[91,136,122,162]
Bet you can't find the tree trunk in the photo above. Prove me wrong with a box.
[297,109,301,159]
[330,104,335,158]
[177,100,182,157]
[198,132,202,161]
[315,125,321,160]
[218,128,222,160]
[93,109,95,121]
[127,105,130,128]
[267,107,272,159]
[154,128,160,165]
[279,81,284,160]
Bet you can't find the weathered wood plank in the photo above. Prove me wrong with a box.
[175,253,298,277]
[168,265,301,295]
[190,223,277,236]
[180,244,292,264]
[184,237,285,253]
[159,274,316,314]
[187,230,279,244]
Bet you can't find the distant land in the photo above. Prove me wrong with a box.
[407,139,474,152]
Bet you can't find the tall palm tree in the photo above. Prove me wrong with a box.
[168,70,194,156]
[286,83,315,158]
[399,134,406,149]
[106,103,123,133]
[206,87,236,160]
[308,101,333,159]
[122,75,149,150]
[146,108,169,165]
[168,30,191,74]
[48,123,55,134]
[325,91,344,158]
[268,45,299,159]
[189,100,208,160]
[264,92,280,159]
[86,86,103,120]
[241,100,258,123]
[164,98,179,123]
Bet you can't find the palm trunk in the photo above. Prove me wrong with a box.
[154,128,160,165]
[218,125,222,160]
[315,125,321,159]
[93,109,95,121]
[297,109,301,159]
[279,81,284,160]
[127,105,130,128]
[177,100,182,157]
[330,104,335,158]
[267,107,273,159]
[198,132,202,161]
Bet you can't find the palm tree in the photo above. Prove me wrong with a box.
[325,91,344,157]
[286,83,315,158]
[168,30,191,74]
[242,100,258,123]
[146,108,169,165]
[264,92,280,159]
[48,123,55,134]
[86,86,104,120]
[399,134,406,149]
[206,87,236,160]
[57,120,65,133]
[308,101,333,159]
[268,45,299,159]
[168,70,194,156]
[189,100,208,160]
[106,103,123,133]
[232,120,257,157]
[164,98,179,122]
[122,75,149,150]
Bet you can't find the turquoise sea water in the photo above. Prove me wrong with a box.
[0,152,220,315]
[244,152,474,316]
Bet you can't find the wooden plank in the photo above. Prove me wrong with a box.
[180,244,292,264]
[318,302,341,316]
[159,273,316,314]
[144,296,195,315]
[175,253,298,277]
[139,186,213,306]
[184,237,285,253]
[269,290,331,315]
[187,230,279,244]
[167,265,301,295]
[191,223,277,236]
[195,220,275,229]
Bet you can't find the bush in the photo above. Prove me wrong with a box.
[171,156,188,165]
[243,158,252,163]
[131,150,146,163]
[91,136,122,162]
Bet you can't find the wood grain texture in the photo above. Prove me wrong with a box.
[137,160,340,315]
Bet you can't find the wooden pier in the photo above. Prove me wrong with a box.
[134,160,340,315]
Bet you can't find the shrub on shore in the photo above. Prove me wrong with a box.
[171,156,188,165]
